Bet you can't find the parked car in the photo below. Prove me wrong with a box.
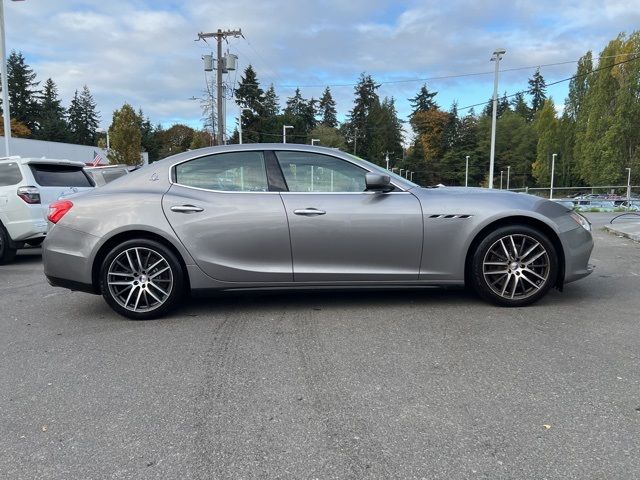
[85,165,131,186]
[0,156,94,264]
[42,144,594,319]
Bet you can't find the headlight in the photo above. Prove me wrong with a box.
[570,212,591,232]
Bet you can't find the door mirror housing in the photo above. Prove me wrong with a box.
[365,173,394,193]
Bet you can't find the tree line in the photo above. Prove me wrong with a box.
[2,30,638,183]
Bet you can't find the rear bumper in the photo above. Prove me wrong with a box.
[42,224,100,290]
[560,226,594,284]
[46,275,98,294]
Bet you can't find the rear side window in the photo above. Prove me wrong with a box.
[102,169,127,183]
[0,162,23,186]
[175,151,268,192]
[29,164,93,187]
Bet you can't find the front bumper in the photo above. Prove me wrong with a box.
[559,225,594,284]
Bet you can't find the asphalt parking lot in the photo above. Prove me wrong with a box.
[1,213,639,479]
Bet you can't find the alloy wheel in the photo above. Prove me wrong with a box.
[482,234,551,300]
[106,247,173,312]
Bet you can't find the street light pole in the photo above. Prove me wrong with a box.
[626,167,632,208]
[410,171,414,182]
[550,153,557,200]
[465,155,469,187]
[282,125,293,144]
[500,170,503,189]
[385,152,389,170]
[488,48,506,189]
[506,165,511,190]
[0,0,13,155]
[399,168,404,177]
[311,138,320,145]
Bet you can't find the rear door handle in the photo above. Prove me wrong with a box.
[293,208,326,216]
[171,205,204,213]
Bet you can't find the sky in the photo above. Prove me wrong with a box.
[5,0,640,143]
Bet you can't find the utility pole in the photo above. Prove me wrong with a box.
[500,170,503,189]
[489,48,506,189]
[385,152,390,170]
[506,165,511,190]
[197,28,242,145]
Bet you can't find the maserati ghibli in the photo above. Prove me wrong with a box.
[42,144,594,319]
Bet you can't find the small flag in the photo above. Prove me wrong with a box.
[92,150,104,166]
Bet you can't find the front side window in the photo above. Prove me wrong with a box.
[175,151,268,192]
[0,162,23,186]
[276,151,366,192]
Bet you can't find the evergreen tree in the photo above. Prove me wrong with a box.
[284,88,306,117]
[35,78,68,142]
[497,92,510,117]
[409,83,438,117]
[368,97,403,165]
[263,84,280,117]
[68,86,99,145]
[342,73,380,157]
[108,103,142,166]
[528,68,547,114]
[234,65,264,144]
[318,86,338,127]
[511,92,531,120]
[234,65,264,113]
[137,109,161,162]
[532,98,560,186]
[6,51,40,131]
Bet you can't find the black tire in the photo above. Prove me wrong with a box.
[0,223,17,265]
[99,238,185,320]
[469,224,558,307]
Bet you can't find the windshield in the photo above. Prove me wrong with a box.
[342,152,420,189]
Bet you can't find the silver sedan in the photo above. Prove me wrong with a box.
[43,144,594,319]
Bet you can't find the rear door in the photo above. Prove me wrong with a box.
[28,162,94,215]
[162,150,293,283]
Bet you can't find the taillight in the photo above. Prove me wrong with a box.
[48,200,73,224]
[17,186,41,204]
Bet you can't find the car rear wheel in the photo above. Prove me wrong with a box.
[470,225,558,307]
[99,239,184,320]
[0,223,17,265]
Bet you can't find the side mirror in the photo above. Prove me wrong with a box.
[365,173,394,193]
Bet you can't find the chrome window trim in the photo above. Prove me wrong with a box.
[168,148,408,194]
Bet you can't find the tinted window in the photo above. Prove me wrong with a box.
[0,162,23,186]
[276,151,366,192]
[30,164,93,187]
[175,151,268,192]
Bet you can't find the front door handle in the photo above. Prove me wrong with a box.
[293,208,326,216]
[171,205,204,213]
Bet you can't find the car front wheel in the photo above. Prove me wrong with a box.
[470,225,558,307]
[100,239,184,320]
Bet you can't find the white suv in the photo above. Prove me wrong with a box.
[0,157,94,264]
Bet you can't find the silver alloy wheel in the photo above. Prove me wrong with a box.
[482,234,550,300]
[107,247,173,312]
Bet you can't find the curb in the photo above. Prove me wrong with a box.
[603,225,640,243]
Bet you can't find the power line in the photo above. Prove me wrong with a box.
[458,54,640,112]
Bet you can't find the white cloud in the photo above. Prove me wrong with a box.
[4,0,639,131]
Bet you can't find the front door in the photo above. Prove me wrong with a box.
[163,150,292,283]
[274,150,423,282]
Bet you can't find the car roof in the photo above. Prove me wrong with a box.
[0,156,85,168]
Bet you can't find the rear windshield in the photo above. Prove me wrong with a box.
[0,162,23,186]
[29,164,93,187]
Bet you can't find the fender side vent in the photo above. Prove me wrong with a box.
[429,214,473,219]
